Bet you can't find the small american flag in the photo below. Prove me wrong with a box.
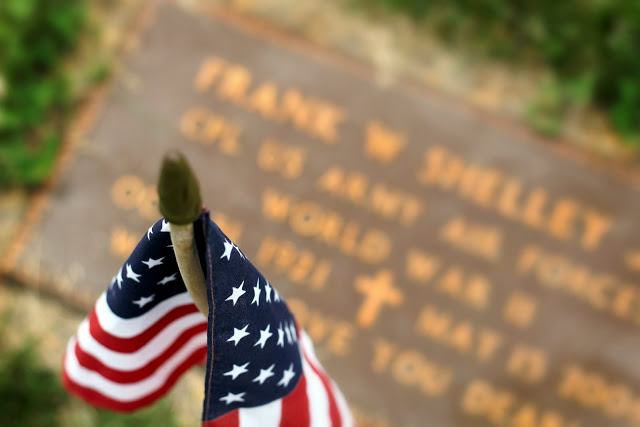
[63,212,353,426]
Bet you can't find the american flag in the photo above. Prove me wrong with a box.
[62,212,353,426]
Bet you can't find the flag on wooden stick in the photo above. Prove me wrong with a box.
[62,211,353,426]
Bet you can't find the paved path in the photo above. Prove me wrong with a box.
[2,1,640,426]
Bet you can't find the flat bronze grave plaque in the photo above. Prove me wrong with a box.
[6,1,640,425]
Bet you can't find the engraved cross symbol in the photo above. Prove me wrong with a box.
[354,269,404,328]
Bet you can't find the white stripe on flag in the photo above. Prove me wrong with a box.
[331,380,354,427]
[64,332,207,401]
[300,332,322,371]
[302,355,331,427]
[76,313,206,370]
[238,399,282,427]
[302,329,354,426]
[94,292,201,337]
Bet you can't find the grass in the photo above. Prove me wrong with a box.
[365,0,640,145]
[0,0,87,188]
[0,308,182,427]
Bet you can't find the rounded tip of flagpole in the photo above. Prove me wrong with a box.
[157,150,202,224]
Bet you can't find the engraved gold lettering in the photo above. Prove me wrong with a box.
[311,103,346,144]
[180,107,241,155]
[581,209,613,250]
[461,379,515,424]
[476,330,502,362]
[111,175,158,221]
[364,121,406,163]
[372,338,397,374]
[439,216,502,262]
[406,248,492,310]
[557,365,639,422]
[507,344,548,384]
[246,82,278,119]
[547,198,579,240]
[257,138,307,179]
[288,298,355,356]
[463,380,578,427]
[317,166,424,226]
[503,291,538,328]
[415,305,503,361]
[262,188,391,264]
[417,145,612,250]
[255,236,332,290]
[373,339,452,397]
[261,188,292,222]
[110,225,139,259]
[351,406,391,427]
[111,175,145,211]
[217,65,252,103]
[405,248,441,283]
[210,212,243,243]
[517,245,640,327]
[497,179,522,219]
[195,57,347,142]
[279,89,312,131]
[194,57,226,92]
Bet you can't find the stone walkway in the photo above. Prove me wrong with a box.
[203,0,634,160]
[0,0,637,425]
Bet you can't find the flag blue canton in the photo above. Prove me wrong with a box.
[106,218,205,318]
[200,214,303,421]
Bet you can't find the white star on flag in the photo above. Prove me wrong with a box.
[132,294,154,308]
[253,364,275,385]
[284,325,292,344]
[234,243,245,259]
[288,322,297,342]
[227,325,250,346]
[226,281,246,305]
[251,279,261,306]
[265,281,272,303]
[146,225,154,240]
[126,264,141,283]
[219,392,246,405]
[223,362,250,380]
[254,324,273,349]
[277,324,285,347]
[157,272,177,285]
[160,220,171,232]
[113,267,123,289]
[277,364,296,387]
[220,239,234,260]
[142,257,164,269]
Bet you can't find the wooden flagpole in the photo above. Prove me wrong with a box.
[157,151,209,316]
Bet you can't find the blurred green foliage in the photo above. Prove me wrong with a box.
[370,0,640,142]
[0,337,67,427]
[0,0,86,187]
[0,309,181,427]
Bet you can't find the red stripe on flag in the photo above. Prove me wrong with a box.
[302,351,341,427]
[279,373,310,426]
[89,304,200,352]
[201,409,239,427]
[74,323,207,383]
[62,347,207,412]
